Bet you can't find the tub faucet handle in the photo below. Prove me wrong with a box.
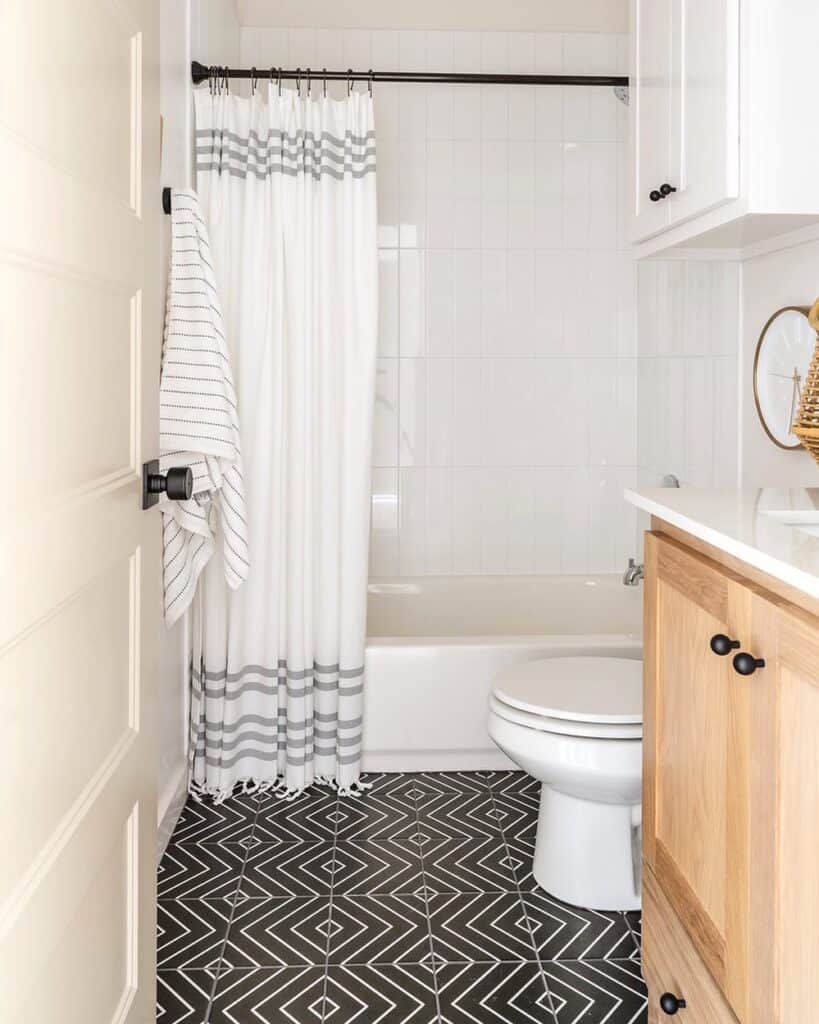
[623,558,644,586]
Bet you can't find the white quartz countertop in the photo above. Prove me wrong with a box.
[624,487,819,598]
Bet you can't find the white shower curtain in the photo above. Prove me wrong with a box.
[189,83,378,799]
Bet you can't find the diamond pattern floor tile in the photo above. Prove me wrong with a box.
[420,835,519,893]
[253,788,340,844]
[543,959,647,1024]
[435,961,556,1023]
[156,969,216,1023]
[522,892,638,962]
[323,963,439,1024]
[158,774,647,1023]
[240,842,337,898]
[222,897,332,967]
[428,892,539,963]
[209,967,327,1024]
[328,893,432,965]
[157,898,233,969]
[332,840,426,894]
[158,843,247,900]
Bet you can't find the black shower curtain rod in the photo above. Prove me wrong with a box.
[191,59,628,88]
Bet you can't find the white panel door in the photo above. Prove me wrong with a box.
[632,0,672,240]
[0,1,160,1022]
[668,0,740,226]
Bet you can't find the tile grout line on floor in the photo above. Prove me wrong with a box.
[485,772,561,1023]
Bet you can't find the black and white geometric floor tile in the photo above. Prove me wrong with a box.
[222,897,333,967]
[542,959,648,1024]
[208,967,327,1024]
[521,892,638,962]
[435,961,555,1024]
[157,771,647,1023]
[427,891,540,963]
[157,899,234,969]
[327,893,432,964]
[156,969,216,1022]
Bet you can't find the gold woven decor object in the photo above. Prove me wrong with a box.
[792,297,819,463]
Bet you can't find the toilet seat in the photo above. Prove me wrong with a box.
[490,656,643,740]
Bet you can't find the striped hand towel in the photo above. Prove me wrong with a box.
[159,188,249,626]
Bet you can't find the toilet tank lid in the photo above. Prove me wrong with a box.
[491,656,643,724]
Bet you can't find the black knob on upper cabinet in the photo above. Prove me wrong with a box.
[659,992,687,1015]
[659,183,678,197]
[733,652,766,676]
[649,189,663,202]
[710,634,740,656]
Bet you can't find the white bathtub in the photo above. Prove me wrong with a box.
[362,575,643,773]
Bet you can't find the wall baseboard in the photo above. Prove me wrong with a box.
[361,748,516,774]
[157,762,189,862]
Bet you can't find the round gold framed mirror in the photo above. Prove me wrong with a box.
[753,305,814,450]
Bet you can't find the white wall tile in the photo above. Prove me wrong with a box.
[480,32,509,73]
[378,251,399,357]
[399,251,426,357]
[453,360,483,465]
[399,358,427,466]
[535,33,564,73]
[370,468,399,576]
[563,141,618,249]
[452,32,481,74]
[508,34,536,74]
[427,359,455,465]
[455,253,482,356]
[427,251,456,356]
[373,359,399,467]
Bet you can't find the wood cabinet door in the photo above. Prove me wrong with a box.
[631,0,672,240]
[748,595,819,1021]
[644,533,752,1021]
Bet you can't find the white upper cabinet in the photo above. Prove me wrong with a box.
[631,0,819,253]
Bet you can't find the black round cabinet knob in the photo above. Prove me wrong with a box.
[649,189,663,202]
[660,992,687,1015]
[733,652,766,676]
[659,183,678,197]
[148,466,194,501]
[710,634,740,656]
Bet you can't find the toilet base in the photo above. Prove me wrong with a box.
[532,785,641,912]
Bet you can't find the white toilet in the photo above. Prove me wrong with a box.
[488,655,642,912]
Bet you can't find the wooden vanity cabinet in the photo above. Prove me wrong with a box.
[642,528,819,1023]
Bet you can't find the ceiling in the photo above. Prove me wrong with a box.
[235,0,628,33]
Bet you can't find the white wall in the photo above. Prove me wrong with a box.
[636,259,741,490]
[236,0,628,33]
[241,27,637,577]
[157,0,240,851]
[741,238,819,487]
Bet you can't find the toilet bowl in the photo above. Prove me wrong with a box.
[488,655,642,912]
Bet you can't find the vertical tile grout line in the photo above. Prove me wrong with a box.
[486,775,560,1023]
[203,792,262,1023]
[319,782,344,1022]
[413,772,444,1022]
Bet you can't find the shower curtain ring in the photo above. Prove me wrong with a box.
[277,67,282,96]
[208,65,214,95]
[224,66,230,94]
[296,67,301,97]
[368,69,374,97]
[306,68,312,96]
[347,68,353,96]
[322,68,327,98]
[251,67,258,95]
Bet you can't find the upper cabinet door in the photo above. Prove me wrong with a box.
[667,0,740,226]
[632,0,672,239]
[643,533,752,1021]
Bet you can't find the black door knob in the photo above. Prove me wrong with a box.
[148,466,193,500]
[660,992,687,1015]
[733,652,765,676]
[710,633,740,656]
[659,183,678,196]
[649,189,663,202]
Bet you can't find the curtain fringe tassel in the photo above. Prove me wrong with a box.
[188,774,373,805]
